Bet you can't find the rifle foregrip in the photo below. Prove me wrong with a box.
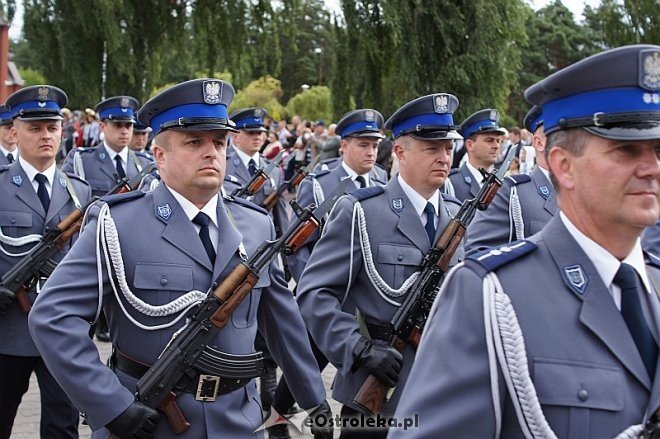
[481,180,502,207]
[247,174,268,195]
[291,172,305,187]
[283,219,319,256]
[57,208,84,232]
[209,264,258,329]
[354,375,388,415]
[262,191,279,211]
[159,391,191,434]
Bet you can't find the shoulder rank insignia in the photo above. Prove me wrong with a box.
[310,169,330,179]
[467,240,537,272]
[11,174,22,186]
[561,264,589,295]
[226,195,268,215]
[100,190,146,206]
[644,250,660,269]
[224,174,239,183]
[351,185,384,201]
[506,174,531,185]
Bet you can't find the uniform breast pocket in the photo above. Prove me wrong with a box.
[231,273,269,329]
[0,210,33,237]
[133,263,194,302]
[377,244,423,289]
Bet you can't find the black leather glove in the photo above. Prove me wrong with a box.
[106,401,161,439]
[353,337,403,387]
[0,287,16,314]
[307,400,333,439]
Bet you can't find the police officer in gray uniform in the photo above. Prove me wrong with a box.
[446,109,505,202]
[0,85,91,439]
[465,105,556,253]
[0,105,17,166]
[288,109,387,282]
[61,96,153,198]
[297,93,464,438]
[224,107,289,236]
[392,44,660,439]
[28,79,331,439]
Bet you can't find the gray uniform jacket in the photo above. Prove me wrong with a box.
[466,166,557,253]
[447,162,482,202]
[224,150,289,236]
[61,144,153,197]
[0,151,16,166]
[287,163,387,282]
[313,157,389,182]
[296,177,463,414]
[643,222,660,256]
[28,183,326,438]
[0,162,91,356]
[392,215,660,438]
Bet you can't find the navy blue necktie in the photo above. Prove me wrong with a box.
[6,153,13,163]
[34,173,50,213]
[193,212,216,265]
[424,202,436,245]
[248,159,257,177]
[355,176,366,188]
[614,263,658,378]
[115,155,126,179]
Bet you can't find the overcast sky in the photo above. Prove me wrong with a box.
[9,0,599,39]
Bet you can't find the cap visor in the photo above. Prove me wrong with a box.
[584,123,660,141]
[346,131,385,140]
[240,127,268,133]
[409,130,463,140]
[15,115,63,121]
[170,123,239,133]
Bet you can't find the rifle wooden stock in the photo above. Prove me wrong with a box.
[354,336,407,415]
[261,190,280,212]
[246,173,268,196]
[283,218,320,256]
[209,264,259,329]
[15,285,31,313]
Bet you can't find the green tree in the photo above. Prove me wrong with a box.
[19,67,46,86]
[231,75,288,120]
[584,0,660,47]
[286,85,333,121]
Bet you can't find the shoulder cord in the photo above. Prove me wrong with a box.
[94,203,207,330]
[73,150,86,180]
[128,150,143,173]
[482,271,557,439]
[149,178,160,192]
[443,177,456,197]
[352,201,419,305]
[509,186,525,242]
[312,177,325,210]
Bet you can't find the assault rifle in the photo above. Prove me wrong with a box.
[260,161,314,212]
[231,150,285,199]
[119,178,351,435]
[353,146,517,415]
[0,163,157,314]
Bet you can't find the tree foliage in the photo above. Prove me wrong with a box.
[286,85,333,122]
[231,75,288,120]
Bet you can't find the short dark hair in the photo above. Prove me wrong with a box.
[545,128,590,190]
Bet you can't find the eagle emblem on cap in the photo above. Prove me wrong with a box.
[254,108,263,118]
[37,87,50,102]
[203,81,222,104]
[120,97,130,108]
[434,94,449,113]
[641,50,660,91]
[365,110,375,122]
[490,109,499,121]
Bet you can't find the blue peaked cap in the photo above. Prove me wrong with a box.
[6,85,67,121]
[524,105,543,133]
[384,93,462,140]
[459,109,505,140]
[95,96,139,122]
[335,109,385,139]
[230,107,268,132]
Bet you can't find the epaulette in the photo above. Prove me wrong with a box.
[76,147,95,153]
[441,192,462,206]
[309,169,330,179]
[350,186,384,201]
[224,195,268,215]
[135,151,154,161]
[63,172,89,185]
[466,240,537,272]
[0,165,9,172]
[644,251,660,268]
[320,157,338,165]
[100,190,146,206]
[224,174,239,183]
[506,174,532,185]
[449,168,460,175]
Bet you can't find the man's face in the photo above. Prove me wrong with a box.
[340,136,379,175]
[510,131,521,144]
[467,132,501,168]
[396,136,454,196]
[12,119,62,168]
[129,131,149,151]
[555,135,660,234]
[0,124,17,150]
[233,130,264,155]
[153,129,228,206]
[101,121,133,152]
